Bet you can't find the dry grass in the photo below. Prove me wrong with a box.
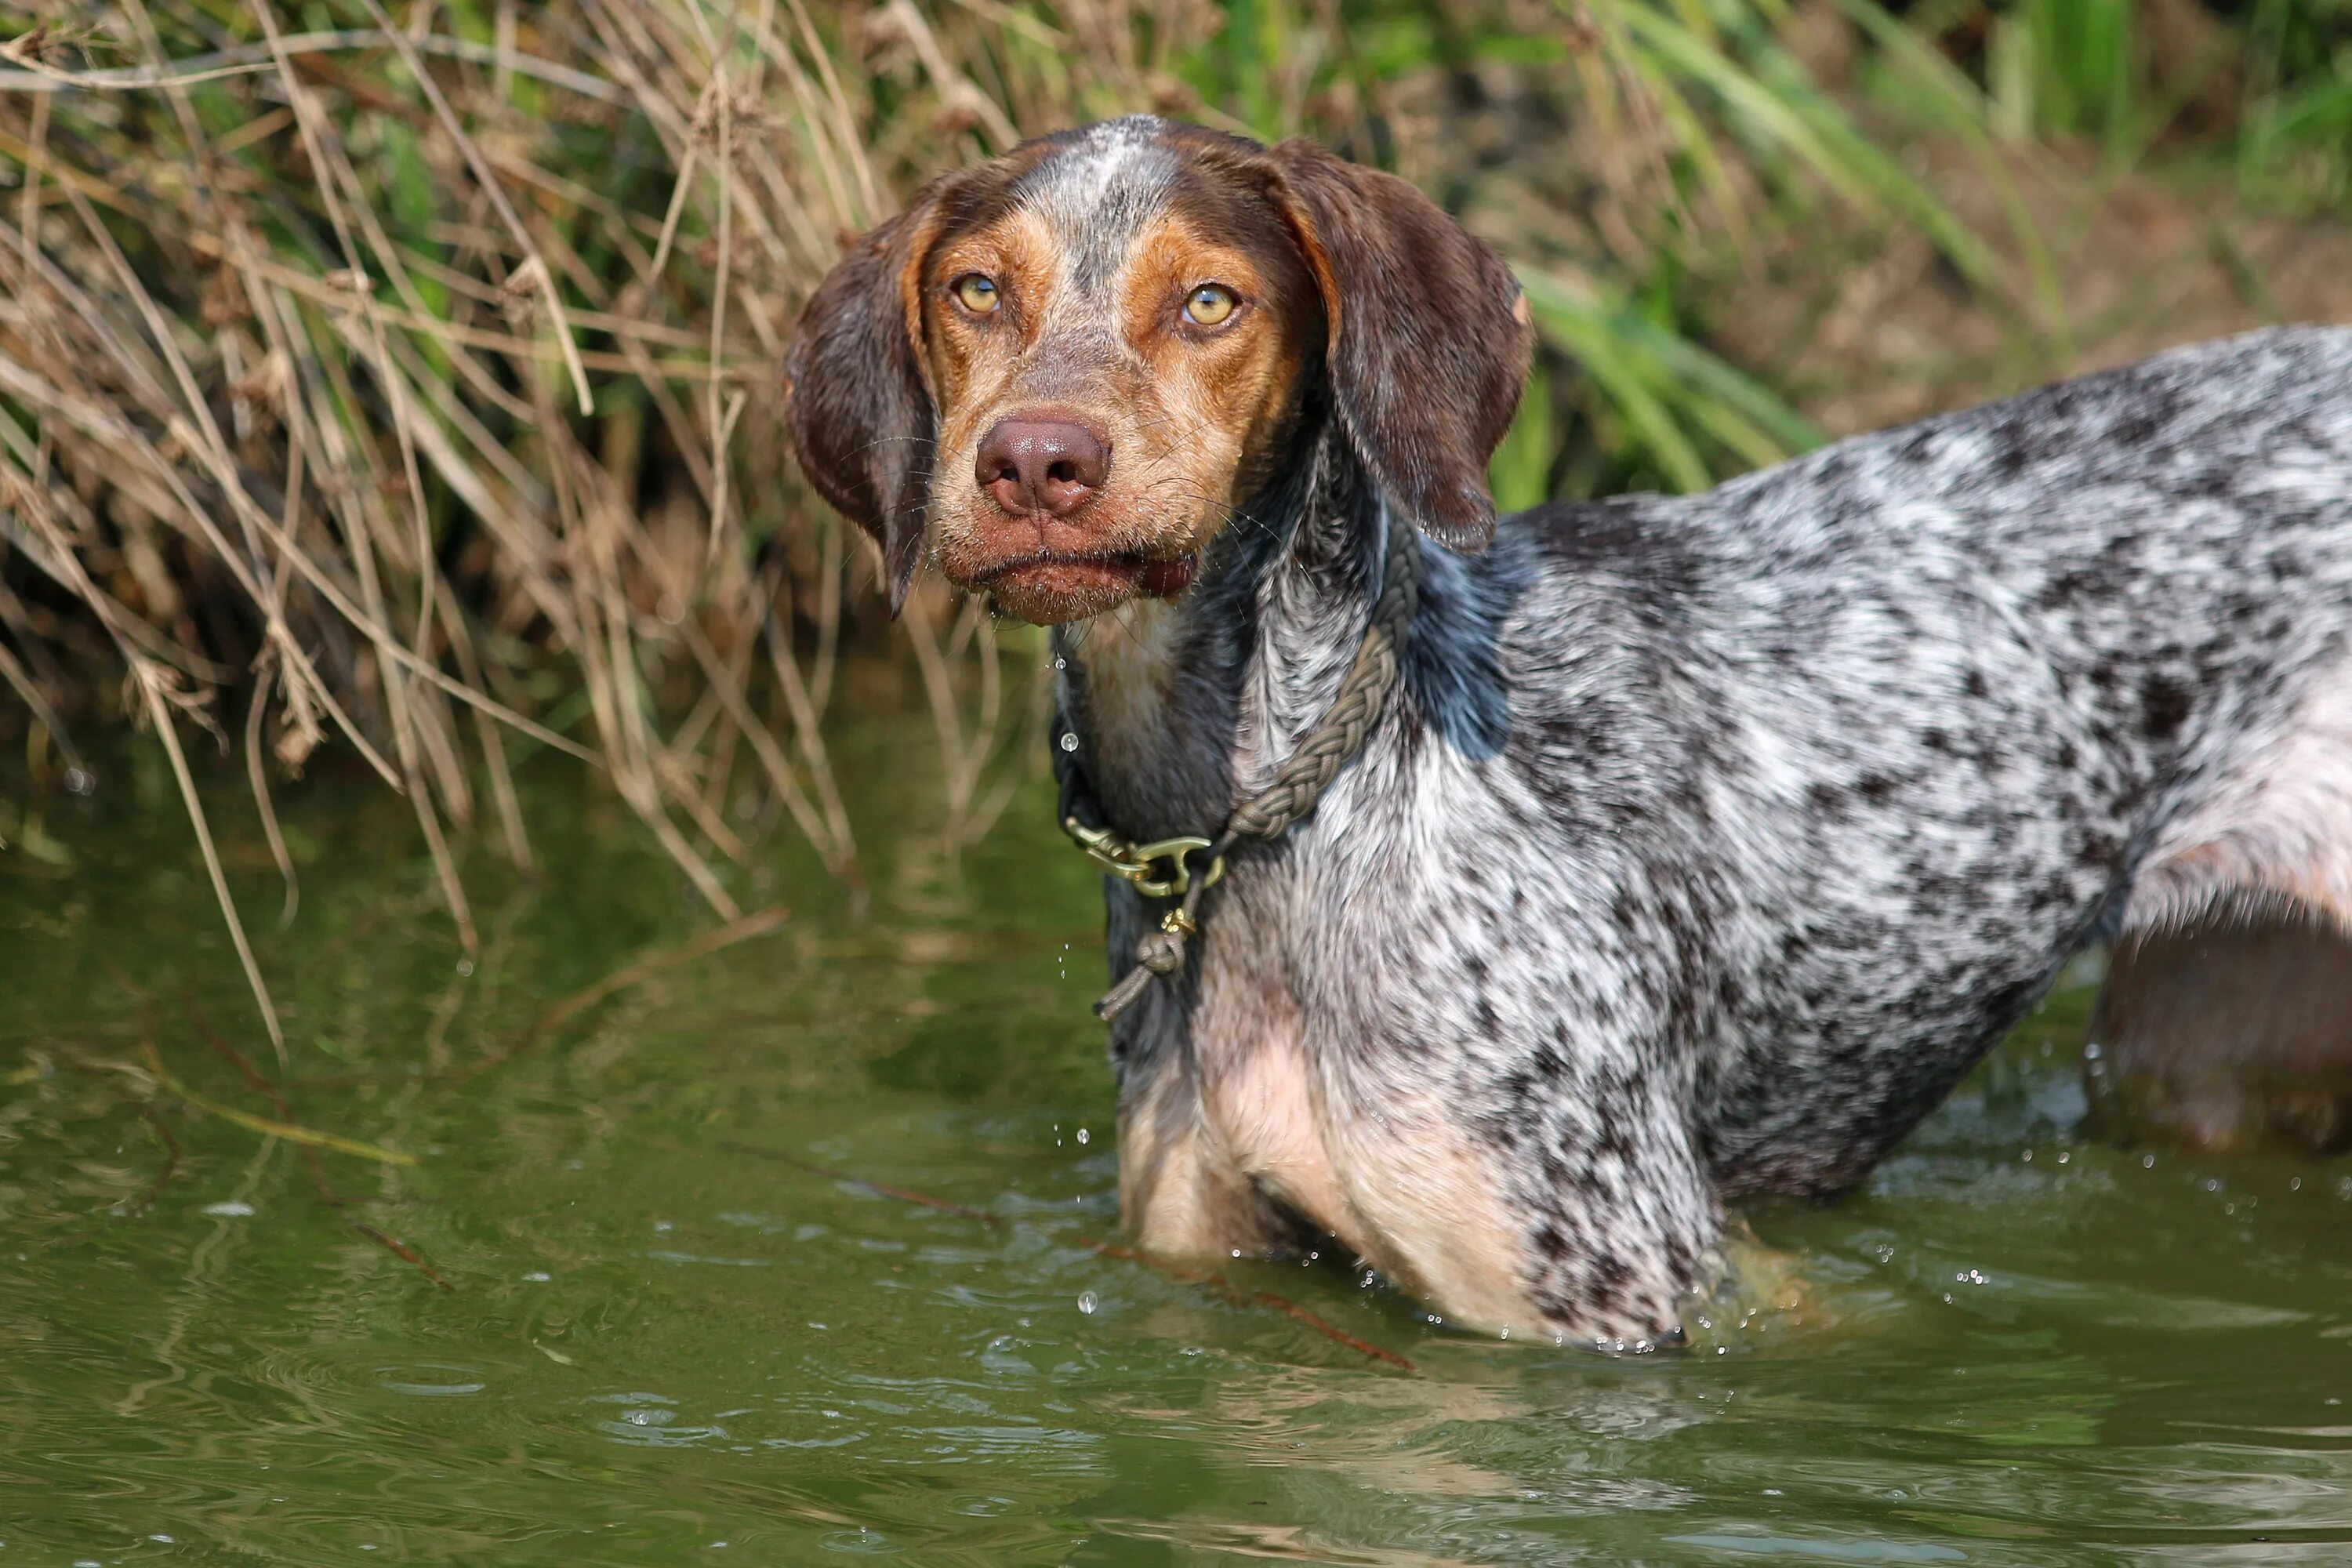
[1,1,1174,1046]
[3,2,2336,1059]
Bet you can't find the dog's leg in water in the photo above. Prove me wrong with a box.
[2087,901,2352,1154]
[1116,1052,1311,1259]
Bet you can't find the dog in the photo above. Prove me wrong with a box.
[785,115,2352,1348]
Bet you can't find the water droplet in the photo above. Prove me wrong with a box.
[1053,656,1067,670]
[63,766,96,796]
[2142,1153,2157,1169]
[1059,733,1079,753]
[456,957,475,977]
[1077,1291,1098,1315]
[1075,1127,1090,1145]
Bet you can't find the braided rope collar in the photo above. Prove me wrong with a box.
[1054,479,1420,1024]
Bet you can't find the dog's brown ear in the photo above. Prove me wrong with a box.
[783,190,955,616]
[1265,140,1533,552]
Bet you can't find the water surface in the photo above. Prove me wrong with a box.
[5,724,2351,1565]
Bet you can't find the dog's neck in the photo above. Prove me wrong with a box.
[1050,422,1388,841]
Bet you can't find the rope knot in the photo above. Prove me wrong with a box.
[1094,926,1187,1022]
[1135,927,1186,975]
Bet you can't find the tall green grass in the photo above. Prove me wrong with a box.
[1907,0,2352,209]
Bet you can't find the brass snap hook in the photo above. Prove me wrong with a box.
[1063,819,1225,898]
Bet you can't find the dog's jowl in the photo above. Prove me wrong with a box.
[786,115,2352,1348]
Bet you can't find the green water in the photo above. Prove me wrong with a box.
[7,724,2352,1566]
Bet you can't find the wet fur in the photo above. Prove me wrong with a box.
[788,118,2352,1346]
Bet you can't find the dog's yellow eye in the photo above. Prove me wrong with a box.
[953,274,1000,314]
[1184,284,1238,327]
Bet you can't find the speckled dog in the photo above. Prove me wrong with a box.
[786,116,2352,1348]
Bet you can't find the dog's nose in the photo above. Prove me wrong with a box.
[975,417,1109,518]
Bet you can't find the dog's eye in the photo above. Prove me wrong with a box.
[952,274,1000,315]
[1184,284,1238,328]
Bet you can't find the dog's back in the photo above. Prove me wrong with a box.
[1478,325,2352,1191]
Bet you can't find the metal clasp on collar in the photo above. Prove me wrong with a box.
[1063,818,1225,898]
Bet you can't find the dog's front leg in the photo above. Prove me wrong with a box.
[1314,1058,1720,1348]
[1116,1047,1305,1257]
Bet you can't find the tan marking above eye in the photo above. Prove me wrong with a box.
[951,273,1001,315]
[1183,284,1239,328]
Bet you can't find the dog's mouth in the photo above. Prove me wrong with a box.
[967,550,1198,624]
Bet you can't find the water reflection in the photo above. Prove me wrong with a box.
[6,743,2352,1564]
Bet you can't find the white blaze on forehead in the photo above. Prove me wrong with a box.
[1018,116,1181,298]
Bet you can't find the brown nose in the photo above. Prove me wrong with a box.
[975,416,1109,518]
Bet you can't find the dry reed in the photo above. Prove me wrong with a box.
[3,1,2098,1062]
[1,1,1177,1049]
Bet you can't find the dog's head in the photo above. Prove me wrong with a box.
[784,116,1533,623]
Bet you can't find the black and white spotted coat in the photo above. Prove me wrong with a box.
[1056,326,2352,1343]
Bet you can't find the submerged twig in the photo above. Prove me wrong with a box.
[1082,1237,1417,1372]
[138,1040,416,1166]
[349,1220,454,1290]
[119,1103,183,1218]
[718,1141,1004,1225]
[1246,1288,1417,1371]
[198,1007,347,1206]
[193,1007,454,1285]
[457,904,789,1081]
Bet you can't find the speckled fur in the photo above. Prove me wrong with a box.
[1063,325,2352,1346]
[789,120,2352,1348]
